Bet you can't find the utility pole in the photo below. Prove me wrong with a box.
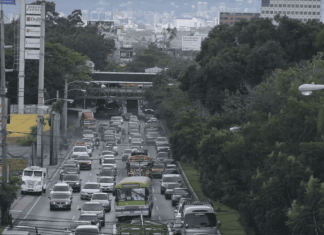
[18,0,26,114]
[63,78,67,137]
[36,0,45,166]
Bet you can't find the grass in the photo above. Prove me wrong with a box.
[181,162,246,235]
[0,227,4,234]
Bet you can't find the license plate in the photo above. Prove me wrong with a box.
[130,211,134,213]
[58,205,63,207]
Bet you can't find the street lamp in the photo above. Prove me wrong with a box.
[63,79,92,137]
[298,82,324,96]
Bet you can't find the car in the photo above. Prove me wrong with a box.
[50,182,73,196]
[98,176,115,192]
[131,142,142,150]
[102,157,117,170]
[48,192,73,210]
[145,132,160,143]
[129,133,143,144]
[83,129,95,139]
[160,174,181,194]
[70,214,101,232]
[165,182,181,199]
[82,137,94,148]
[111,116,123,124]
[156,152,173,165]
[99,123,109,132]
[122,149,133,160]
[70,154,80,161]
[174,198,191,219]
[62,174,82,192]
[100,154,115,165]
[74,225,100,235]
[129,128,140,136]
[77,155,92,170]
[121,154,129,161]
[171,188,191,207]
[97,169,115,180]
[157,143,170,153]
[103,134,117,144]
[122,112,132,120]
[151,162,165,178]
[80,182,101,200]
[146,119,159,129]
[59,164,79,180]
[102,145,118,156]
[129,115,138,122]
[155,137,169,149]
[65,159,80,173]
[91,192,111,212]
[110,122,122,133]
[78,202,106,226]
[72,145,89,157]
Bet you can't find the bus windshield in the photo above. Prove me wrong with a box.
[116,188,145,201]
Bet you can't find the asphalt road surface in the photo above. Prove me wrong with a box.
[14,118,176,234]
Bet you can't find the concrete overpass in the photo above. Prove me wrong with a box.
[92,71,157,83]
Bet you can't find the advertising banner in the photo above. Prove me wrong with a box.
[26,26,40,37]
[25,49,40,60]
[0,165,10,182]
[25,38,40,48]
[0,0,15,5]
[26,15,41,25]
[26,4,41,15]
[182,36,202,51]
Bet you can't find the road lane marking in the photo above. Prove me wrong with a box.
[19,195,42,225]
[90,173,92,176]
[152,188,155,192]
[72,216,75,220]
[159,216,161,221]
[156,206,159,210]
[154,197,156,201]
[10,210,22,212]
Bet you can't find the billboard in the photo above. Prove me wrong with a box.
[26,4,41,15]
[182,36,202,51]
[0,0,15,5]
[120,47,133,59]
[25,38,40,48]
[26,26,40,37]
[25,49,40,60]
[26,15,41,25]
[87,20,115,33]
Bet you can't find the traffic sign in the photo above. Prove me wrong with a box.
[0,0,15,5]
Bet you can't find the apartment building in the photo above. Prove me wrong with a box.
[219,12,260,26]
[260,0,322,23]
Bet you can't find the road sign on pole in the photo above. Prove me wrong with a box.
[0,0,15,5]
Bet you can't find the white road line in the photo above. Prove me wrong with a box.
[72,216,75,220]
[10,210,22,212]
[156,206,159,210]
[90,173,92,176]
[154,197,156,201]
[152,188,155,192]
[18,195,42,225]
[159,216,161,221]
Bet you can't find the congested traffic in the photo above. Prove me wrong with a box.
[19,107,220,234]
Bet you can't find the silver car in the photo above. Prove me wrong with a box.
[98,176,115,192]
[165,182,181,200]
[160,174,181,194]
[78,202,106,227]
[80,182,101,200]
[91,192,111,212]
[70,214,101,231]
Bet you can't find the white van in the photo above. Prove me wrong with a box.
[138,83,153,89]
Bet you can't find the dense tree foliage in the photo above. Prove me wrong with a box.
[179,16,324,114]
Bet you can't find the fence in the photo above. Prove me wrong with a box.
[10,104,51,114]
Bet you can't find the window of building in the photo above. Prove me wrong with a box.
[279,11,282,14]
[308,12,312,15]
[279,4,282,7]
[300,5,303,8]
[296,11,299,15]
[313,5,316,8]
[262,11,265,14]
[291,11,294,15]
[270,4,273,7]
[287,11,290,15]
[283,4,286,7]
[291,4,294,8]
[287,4,290,7]
[275,4,278,7]
[304,12,308,15]
[313,12,316,15]
[266,11,269,14]
[304,5,307,8]
[300,12,303,15]
[309,5,312,8]
[270,11,273,14]
[317,12,320,15]
[317,5,321,8]
[274,11,277,14]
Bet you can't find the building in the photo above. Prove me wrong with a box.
[260,0,321,23]
[219,12,260,26]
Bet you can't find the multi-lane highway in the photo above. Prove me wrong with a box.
[13,117,176,234]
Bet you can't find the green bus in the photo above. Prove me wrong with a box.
[114,176,153,221]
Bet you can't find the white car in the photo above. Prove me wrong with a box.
[80,182,101,200]
[73,145,89,157]
[86,145,93,157]
[91,192,111,212]
[99,154,115,164]
[50,182,73,197]
[98,176,115,192]
[111,116,123,124]
[102,157,117,170]
[83,129,94,139]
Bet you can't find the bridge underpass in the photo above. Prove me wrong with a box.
[92,71,157,83]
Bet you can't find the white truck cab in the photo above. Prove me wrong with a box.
[73,142,89,157]
[21,166,48,195]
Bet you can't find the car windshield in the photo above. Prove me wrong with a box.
[51,194,70,199]
[116,188,145,201]
[148,132,159,137]
[82,204,102,211]
[102,151,114,155]
[63,175,79,181]
[84,184,99,189]
[82,138,92,142]
[103,159,116,164]
[75,228,99,235]
[77,156,90,160]
[92,194,108,200]
[99,171,114,176]
[167,183,180,189]
[64,166,77,171]
[53,186,69,191]
[70,155,78,160]
[157,137,167,141]
[174,189,189,194]
[23,171,33,176]
[184,213,217,228]
[163,177,178,183]
[154,164,164,169]
[164,169,179,174]
[158,153,169,158]
[78,215,98,221]
[105,136,116,141]
[74,147,87,152]
[99,178,114,183]
[124,149,132,154]
[131,143,141,147]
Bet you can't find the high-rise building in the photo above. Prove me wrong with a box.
[260,0,321,23]
[219,12,260,26]
[197,2,203,17]
[203,2,208,18]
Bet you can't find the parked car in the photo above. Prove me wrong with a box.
[74,225,100,235]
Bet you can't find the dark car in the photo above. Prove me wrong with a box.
[48,192,73,210]
[165,183,181,200]
[62,174,82,192]
[171,188,191,207]
[59,164,79,180]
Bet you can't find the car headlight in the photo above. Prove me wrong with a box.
[65,201,70,204]
[52,202,56,204]
[75,182,80,185]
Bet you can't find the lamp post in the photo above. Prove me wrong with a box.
[298,82,324,96]
[63,79,90,137]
